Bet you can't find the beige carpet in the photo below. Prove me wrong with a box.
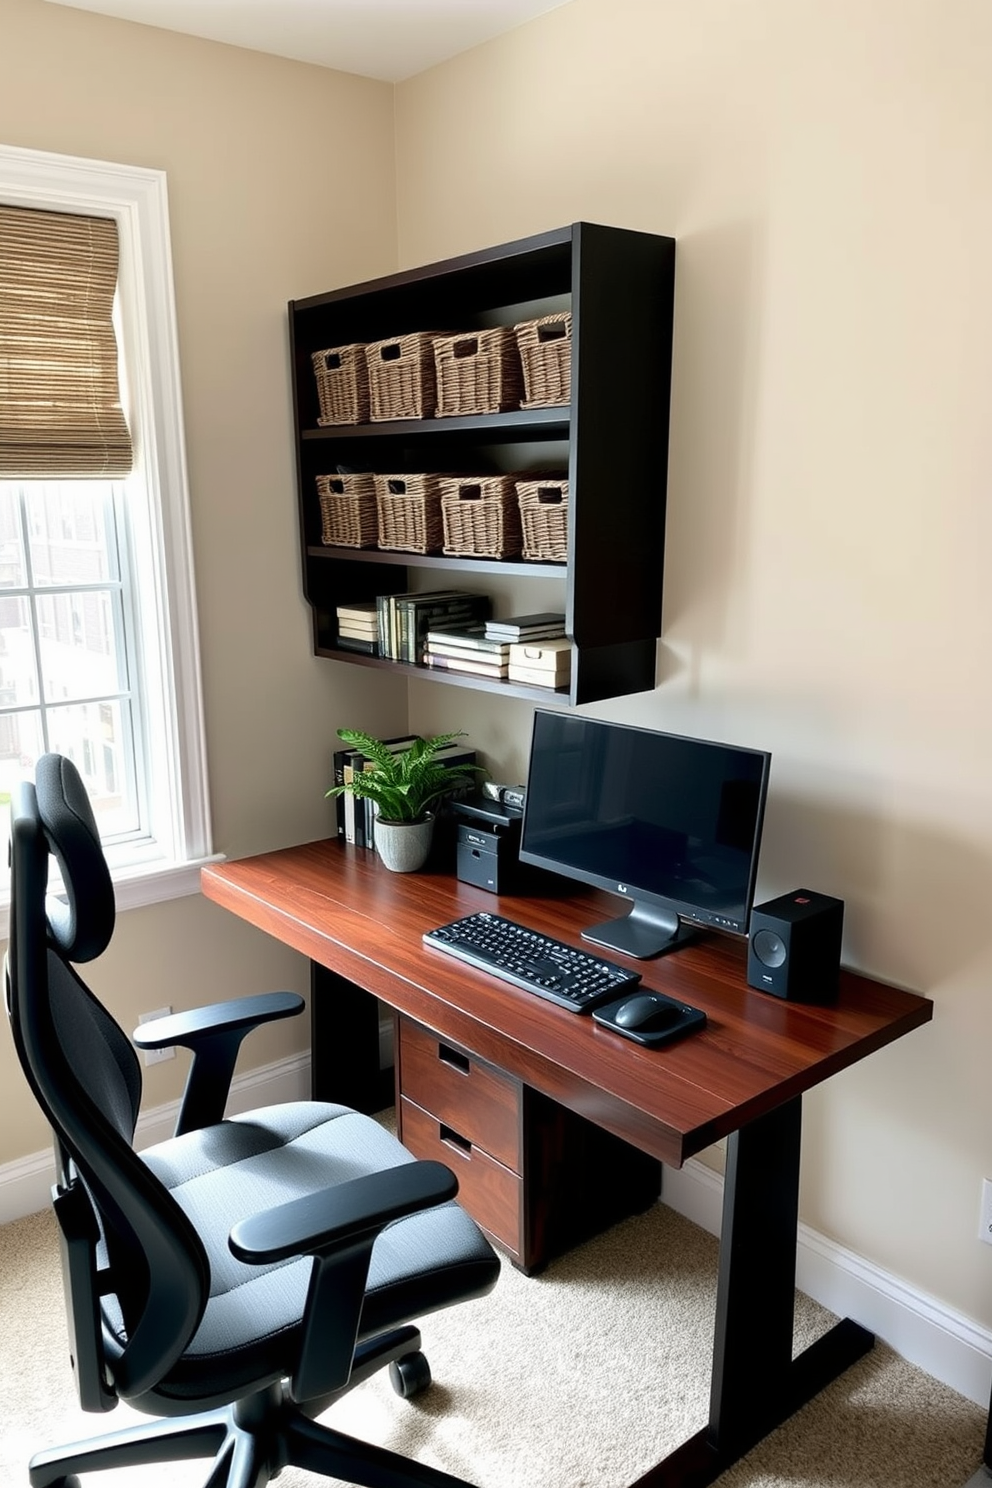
[0,1201,985,1488]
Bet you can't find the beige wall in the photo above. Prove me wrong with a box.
[3,0,992,1350]
[0,0,409,1159]
[396,0,992,1328]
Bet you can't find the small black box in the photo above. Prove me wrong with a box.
[456,823,519,893]
[453,794,523,893]
[747,889,844,1003]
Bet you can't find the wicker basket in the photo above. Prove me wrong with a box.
[440,475,523,558]
[311,345,369,426]
[513,313,572,408]
[365,333,438,421]
[316,473,378,548]
[516,477,569,562]
[374,473,445,553]
[433,328,524,417]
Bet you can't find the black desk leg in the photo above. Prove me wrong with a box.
[634,1096,874,1487]
[309,962,394,1113]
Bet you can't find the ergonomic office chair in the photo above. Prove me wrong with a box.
[5,753,500,1488]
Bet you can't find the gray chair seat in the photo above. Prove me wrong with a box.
[132,1101,497,1403]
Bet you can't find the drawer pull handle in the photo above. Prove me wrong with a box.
[438,1042,470,1075]
[440,1124,472,1156]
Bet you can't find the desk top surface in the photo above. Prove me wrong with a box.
[201,841,932,1168]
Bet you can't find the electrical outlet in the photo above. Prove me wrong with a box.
[979,1180,992,1245]
[138,1007,174,1066]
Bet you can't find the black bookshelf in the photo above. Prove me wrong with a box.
[288,222,675,706]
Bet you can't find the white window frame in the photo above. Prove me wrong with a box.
[0,143,217,937]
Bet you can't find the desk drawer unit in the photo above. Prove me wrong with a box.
[395,1015,661,1274]
[399,1096,522,1254]
[398,1017,520,1170]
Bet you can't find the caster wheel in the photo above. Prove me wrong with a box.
[389,1350,432,1399]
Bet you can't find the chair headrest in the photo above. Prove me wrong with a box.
[34,754,115,963]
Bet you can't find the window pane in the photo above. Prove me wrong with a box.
[0,711,44,815]
[36,588,126,700]
[48,700,138,836]
[0,487,26,588]
[0,593,40,706]
[24,481,118,584]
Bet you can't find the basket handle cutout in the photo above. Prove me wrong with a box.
[458,485,482,501]
[329,479,344,494]
[537,486,564,504]
[387,479,407,494]
[537,322,568,344]
[452,337,480,359]
[322,352,342,370]
[380,343,402,362]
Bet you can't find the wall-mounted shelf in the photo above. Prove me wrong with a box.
[288,222,676,706]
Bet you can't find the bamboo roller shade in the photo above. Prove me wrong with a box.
[0,205,133,478]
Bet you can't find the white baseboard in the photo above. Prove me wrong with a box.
[662,1157,992,1409]
[2,1064,989,1411]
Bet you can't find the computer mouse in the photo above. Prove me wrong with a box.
[612,992,682,1032]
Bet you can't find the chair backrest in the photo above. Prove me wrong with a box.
[5,755,209,1403]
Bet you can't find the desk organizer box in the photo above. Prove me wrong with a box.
[365,332,439,421]
[316,473,378,548]
[374,473,445,553]
[516,477,569,562]
[508,636,572,689]
[433,327,525,417]
[311,344,370,426]
[440,474,523,558]
[513,312,572,408]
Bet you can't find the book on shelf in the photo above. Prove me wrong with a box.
[424,653,509,679]
[423,626,510,656]
[395,592,491,664]
[376,590,489,663]
[338,617,379,636]
[336,600,379,623]
[484,612,567,641]
[338,627,379,644]
[335,635,379,655]
[425,640,511,666]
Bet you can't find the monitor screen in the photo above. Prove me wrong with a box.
[518,711,771,959]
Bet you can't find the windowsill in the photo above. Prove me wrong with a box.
[0,854,226,943]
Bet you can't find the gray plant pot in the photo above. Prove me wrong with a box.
[373,813,435,873]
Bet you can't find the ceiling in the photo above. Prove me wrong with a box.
[46,0,572,82]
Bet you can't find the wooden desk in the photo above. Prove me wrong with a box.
[202,841,932,1488]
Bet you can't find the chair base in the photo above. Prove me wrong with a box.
[29,1331,480,1488]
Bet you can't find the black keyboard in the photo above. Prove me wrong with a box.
[423,911,641,1012]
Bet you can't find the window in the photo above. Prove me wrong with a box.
[0,144,215,934]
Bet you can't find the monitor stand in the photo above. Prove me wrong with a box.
[581,902,700,961]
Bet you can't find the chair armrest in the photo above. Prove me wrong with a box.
[132,991,304,1051]
[132,991,304,1136]
[229,1159,458,1265]
[228,1159,459,1404]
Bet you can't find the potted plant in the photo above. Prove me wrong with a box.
[326,728,483,872]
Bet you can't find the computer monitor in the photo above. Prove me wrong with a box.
[518,711,771,960]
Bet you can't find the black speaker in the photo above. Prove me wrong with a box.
[747,889,844,1002]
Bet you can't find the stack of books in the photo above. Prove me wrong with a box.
[376,589,491,663]
[336,601,380,654]
[423,626,511,681]
[484,612,566,644]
